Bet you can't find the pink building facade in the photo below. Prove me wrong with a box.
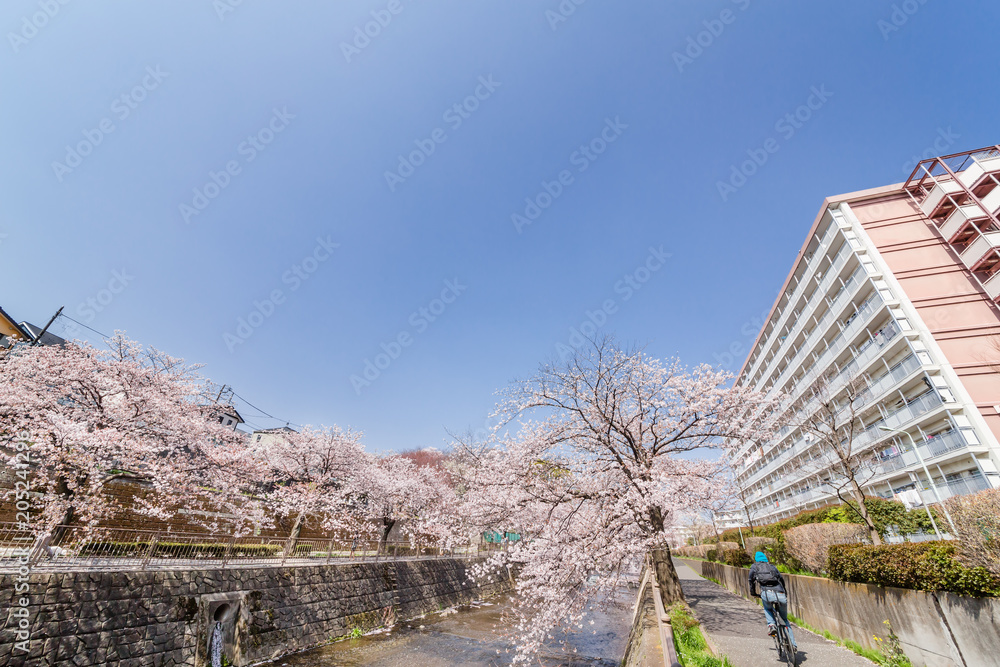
[731,147,1000,526]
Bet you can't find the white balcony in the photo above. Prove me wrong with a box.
[958,155,1000,189]
[921,180,963,217]
[874,429,970,476]
[747,225,843,383]
[916,473,991,506]
[959,231,1000,270]
[982,271,1000,300]
[853,390,945,450]
[940,204,985,240]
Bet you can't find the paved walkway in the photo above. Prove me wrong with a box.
[674,561,874,667]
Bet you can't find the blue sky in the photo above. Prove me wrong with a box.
[3,0,998,451]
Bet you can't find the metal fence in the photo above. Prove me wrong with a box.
[0,522,505,572]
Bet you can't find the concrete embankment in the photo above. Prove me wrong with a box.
[0,558,510,666]
[679,557,1000,667]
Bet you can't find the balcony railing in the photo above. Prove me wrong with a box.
[760,243,853,385]
[917,473,991,505]
[766,293,890,437]
[739,299,894,484]
[875,429,968,476]
[773,267,870,394]
[982,271,1000,300]
[959,231,1000,271]
[759,355,923,498]
[747,224,842,382]
[854,390,944,451]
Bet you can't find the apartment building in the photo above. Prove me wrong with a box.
[731,146,1000,525]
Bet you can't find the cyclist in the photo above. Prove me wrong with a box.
[748,551,796,648]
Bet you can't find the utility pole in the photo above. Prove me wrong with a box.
[31,306,64,346]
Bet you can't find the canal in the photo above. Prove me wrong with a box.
[268,587,635,666]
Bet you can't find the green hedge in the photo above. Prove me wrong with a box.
[828,542,1000,597]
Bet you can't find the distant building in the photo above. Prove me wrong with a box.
[731,146,1000,525]
[252,426,298,447]
[214,405,245,431]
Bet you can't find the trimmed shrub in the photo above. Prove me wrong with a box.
[706,549,719,563]
[691,544,716,559]
[785,523,869,574]
[744,536,776,558]
[828,542,1000,597]
[721,548,752,568]
[945,488,1000,578]
[720,498,936,546]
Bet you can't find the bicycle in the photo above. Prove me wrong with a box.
[763,596,798,666]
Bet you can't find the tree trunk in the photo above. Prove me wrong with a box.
[379,518,396,554]
[650,547,685,604]
[744,506,755,535]
[51,476,76,545]
[647,505,685,603]
[847,477,882,546]
[283,512,305,558]
[51,506,75,545]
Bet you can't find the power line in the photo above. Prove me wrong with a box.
[57,313,111,339]
[230,390,302,429]
[56,314,301,430]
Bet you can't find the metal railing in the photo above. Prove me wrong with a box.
[875,429,968,476]
[917,474,991,505]
[0,523,505,572]
[746,224,842,383]
[736,286,884,473]
[753,239,852,386]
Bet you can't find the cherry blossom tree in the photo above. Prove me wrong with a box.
[250,425,365,553]
[0,333,247,535]
[455,337,775,662]
[353,453,459,552]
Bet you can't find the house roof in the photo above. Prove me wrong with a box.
[19,321,66,347]
[217,404,245,424]
[0,306,31,341]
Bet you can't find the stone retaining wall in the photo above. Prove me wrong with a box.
[679,558,1000,667]
[0,558,510,667]
[621,562,680,667]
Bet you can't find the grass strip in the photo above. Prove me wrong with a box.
[785,613,911,666]
[668,603,734,667]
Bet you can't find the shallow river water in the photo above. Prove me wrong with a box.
[267,588,635,667]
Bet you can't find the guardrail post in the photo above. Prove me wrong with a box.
[221,536,236,569]
[141,534,159,571]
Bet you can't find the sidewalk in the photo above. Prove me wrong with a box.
[673,561,874,667]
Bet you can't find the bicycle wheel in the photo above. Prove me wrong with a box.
[772,632,784,662]
[780,626,798,666]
